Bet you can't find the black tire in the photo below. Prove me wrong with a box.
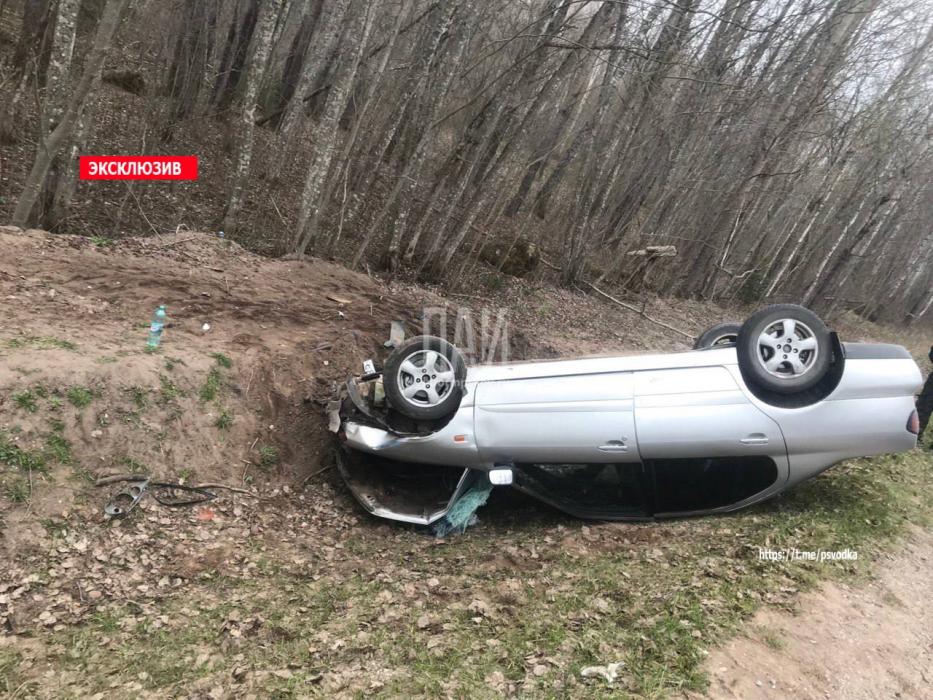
[737,304,831,394]
[694,322,741,349]
[383,336,467,420]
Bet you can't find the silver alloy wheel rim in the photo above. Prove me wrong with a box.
[756,318,819,379]
[397,349,456,407]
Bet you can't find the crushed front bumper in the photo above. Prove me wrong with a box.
[327,376,485,468]
[327,376,488,524]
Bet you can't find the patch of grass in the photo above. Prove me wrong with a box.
[127,385,150,410]
[3,477,29,502]
[163,356,186,371]
[13,389,39,413]
[215,410,233,430]
[118,408,143,427]
[759,627,785,650]
[257,445,279,470]
[70,465,96,484]
[66,386,94,408]
[95,355,118,364]
[158,375,182,404]
[40,518,69,538]
[90,235,114,248]
[0,432,47,473]
[4,335,77,351]
[0,644,20,674]
[480,272,506,292]
[0,647,27,697]
[11,366,39,376]
[210,352,233,369]
[44,433,72,464]
[119,456,149,474]
[199,367,222,402]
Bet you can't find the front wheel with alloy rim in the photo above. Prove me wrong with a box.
[383,336,467,420]
[736,305,831,394]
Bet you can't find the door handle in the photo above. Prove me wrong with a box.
[740,434,769,445]
[598,440,628,453]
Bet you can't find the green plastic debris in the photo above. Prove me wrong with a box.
[432,472,493,538]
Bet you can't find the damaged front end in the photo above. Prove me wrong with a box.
[327,373,488,528]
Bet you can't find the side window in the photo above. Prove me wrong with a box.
[650,456,778,513]
[514,463,650,516]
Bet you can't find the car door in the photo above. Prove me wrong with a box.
[473,371,638,464]
[634,366,789,515]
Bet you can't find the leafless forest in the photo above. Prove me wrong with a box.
[1,0,931,324]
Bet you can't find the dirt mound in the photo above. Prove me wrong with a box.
[0,228,425,544]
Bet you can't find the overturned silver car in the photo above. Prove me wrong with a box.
[328,305,922,525]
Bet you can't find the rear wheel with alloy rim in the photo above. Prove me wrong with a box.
[736,305,831,394]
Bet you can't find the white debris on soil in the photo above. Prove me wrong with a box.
[580,660,624,685]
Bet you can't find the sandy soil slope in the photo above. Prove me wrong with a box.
[703,528,933,700]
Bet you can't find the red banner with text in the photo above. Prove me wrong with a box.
[79,156,199,180]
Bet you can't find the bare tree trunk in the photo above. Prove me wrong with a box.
[265,0,323,128]
[350,1,461,268]
[12,0,131,228]
[2,0,53,142]
[164,0,217,134]
[36,0,80,229]
[212,0,262,112]
[294,0,375,255]
[11,0,52,80]
[320,0,414,256]
[222,0,285,233]
[278,0,351,138]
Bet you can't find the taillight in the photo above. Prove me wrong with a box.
[907,410,919,435]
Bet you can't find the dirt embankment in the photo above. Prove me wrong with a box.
[0,228,423,559]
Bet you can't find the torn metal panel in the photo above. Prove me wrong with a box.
[336,447,475,525]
